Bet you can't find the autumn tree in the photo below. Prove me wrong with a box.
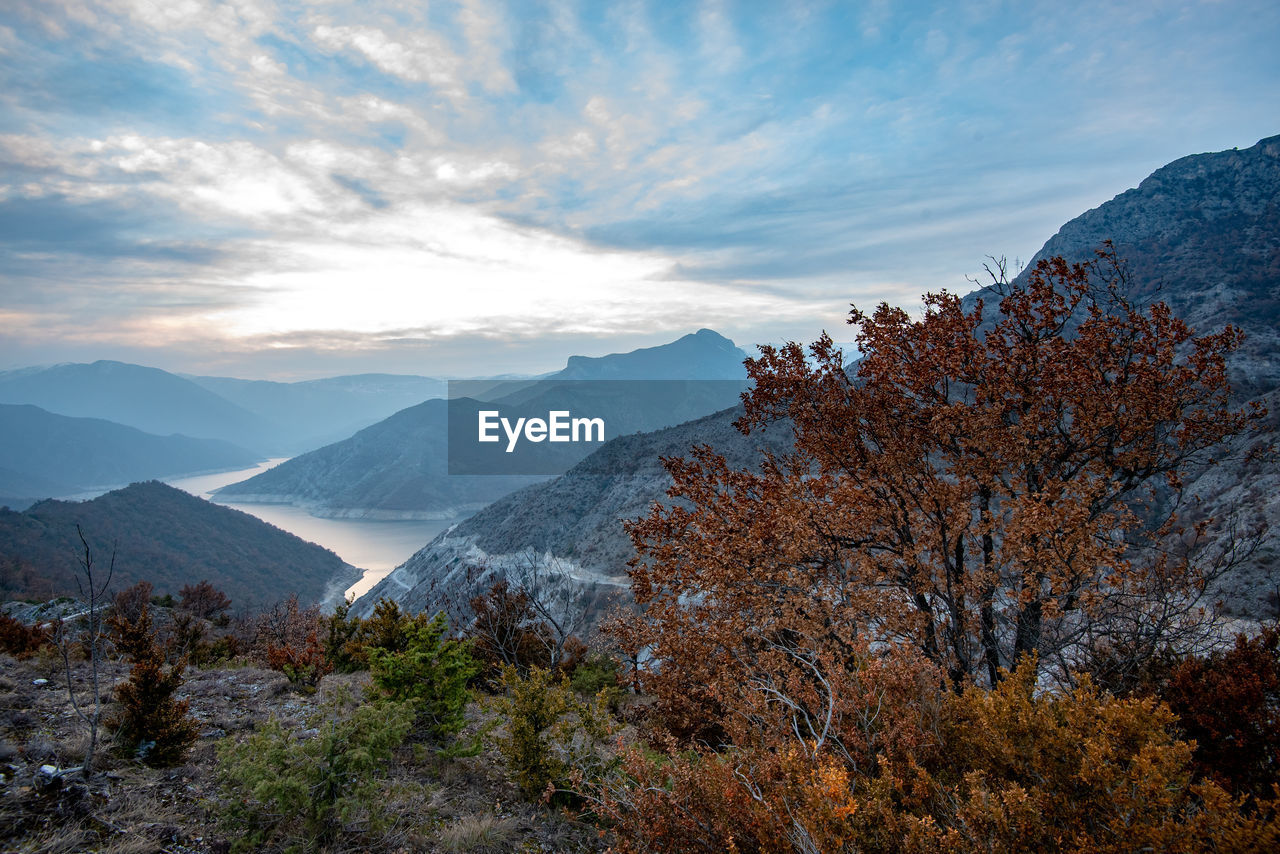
[624,248,1262,704]
[603,248,1273,851]
[178,579,231,621]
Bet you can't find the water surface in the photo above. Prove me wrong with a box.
[165,461,458,601]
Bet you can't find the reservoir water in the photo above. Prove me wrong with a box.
[164,460,461,601]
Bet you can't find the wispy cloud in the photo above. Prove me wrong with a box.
[0,0,1277,377]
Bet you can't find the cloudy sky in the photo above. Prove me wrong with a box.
[1,0,1277,379]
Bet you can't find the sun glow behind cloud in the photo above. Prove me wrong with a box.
[215,203,825,343]
[0,0,1278,377]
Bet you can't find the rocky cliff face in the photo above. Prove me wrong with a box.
[361,134,1280,621]
[967,134,1280,615]
[972,135,1280,390]
[351,405,793,617]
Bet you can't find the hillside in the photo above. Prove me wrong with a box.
[0,481,359,608]
[0,404,260,509]
[216,331,749,517]
[360,134,1280,621]
[214,398,543,519]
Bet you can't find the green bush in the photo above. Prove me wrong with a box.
[493,665,617,804]
[368,611,479,743]
[570,652,625,709]
[216,692,414,852]
[323,599,366,673]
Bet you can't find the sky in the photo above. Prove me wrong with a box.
[0,0,1277,380]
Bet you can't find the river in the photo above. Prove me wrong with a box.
[164,460,461,601]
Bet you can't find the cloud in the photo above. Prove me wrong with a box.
[1,0,1278,377]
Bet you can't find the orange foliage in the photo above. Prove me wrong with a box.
[601,660,1280,853]
[625,248,1260,703]
[0,611,47,657]
[253,595,331,686]
[601,250,1272,851]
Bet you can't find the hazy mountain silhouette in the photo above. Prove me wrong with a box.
[0,403,259,509]
[0,361,273,451]
[216,330,751,517]
[187,373,447,453]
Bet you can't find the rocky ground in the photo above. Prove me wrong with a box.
[0,653,606,853]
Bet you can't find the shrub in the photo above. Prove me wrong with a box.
[368,611,478,743]
[467,579,592,680]
[265,631,330,687]
[107,588,198,767]
[322,598,426,674]
[599,656,1280,853]
[217,692,414,852]
[494,665,616,804]
[177,579,231,620]
[1161,627,1280,799]
[0,612,47,657]
[469,580,555,676]
[253,595,331,687]
[323,598,367,673]
[570,652,625,711]
[360,598,415,654]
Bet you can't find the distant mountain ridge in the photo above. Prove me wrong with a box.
[0,481,359,608]
[0,403,259,509]
[360,133,1280,621]
[216,330,751,518]
[186,372,447,453]
[0,361,272,451]
[0,361,450,456]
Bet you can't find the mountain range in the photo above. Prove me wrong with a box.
[185,372,448,452]
[0,360,448,457]
[0,403,259,510]
[356,133,1280,622]
[214,329,750,518]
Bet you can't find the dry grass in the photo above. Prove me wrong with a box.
[9,820,97,854]
[437,813,521,852]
